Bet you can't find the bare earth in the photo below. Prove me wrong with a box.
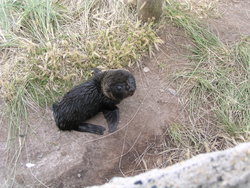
[0,0,250,187]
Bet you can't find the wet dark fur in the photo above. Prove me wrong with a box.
[52,69,136,135]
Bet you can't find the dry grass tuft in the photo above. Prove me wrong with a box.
[175,0,220,18]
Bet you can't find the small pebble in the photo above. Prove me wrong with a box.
[25,163,35,168]
[166,88,177,96]
[143,67,150,73]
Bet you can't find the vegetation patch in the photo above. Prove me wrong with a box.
[161,0,249,164]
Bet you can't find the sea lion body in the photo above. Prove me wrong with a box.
[52,69,136,135]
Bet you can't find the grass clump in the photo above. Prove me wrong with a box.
[165,0,224,61]
[0,0,65,46]
[166,1,250,136]
[166,123,200,148]
[177,0,220,19]
[20,0,64,42]
[160,0,249,163]
[163,123,210,164]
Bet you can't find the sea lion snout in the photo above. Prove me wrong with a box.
[128,87,136,96]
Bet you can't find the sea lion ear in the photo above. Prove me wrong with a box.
[92,68,102,76]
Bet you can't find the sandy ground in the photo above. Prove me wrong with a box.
[0,0,250,187]
[209,0,250,44]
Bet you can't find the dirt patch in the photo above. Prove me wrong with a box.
[0,99,8,186]
[1,0,250,187]
[208,0,250,43]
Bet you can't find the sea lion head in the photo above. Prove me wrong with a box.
[101,69,136,101]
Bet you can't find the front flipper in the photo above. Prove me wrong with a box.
[102,107,120,133]
[75,123,106,135]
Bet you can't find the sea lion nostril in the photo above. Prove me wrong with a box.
[128,89,135,96]
[129,86,135,92]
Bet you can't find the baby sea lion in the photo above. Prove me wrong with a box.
[52,68,136,135]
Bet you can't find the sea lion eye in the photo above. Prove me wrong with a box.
[116,85,122,90]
